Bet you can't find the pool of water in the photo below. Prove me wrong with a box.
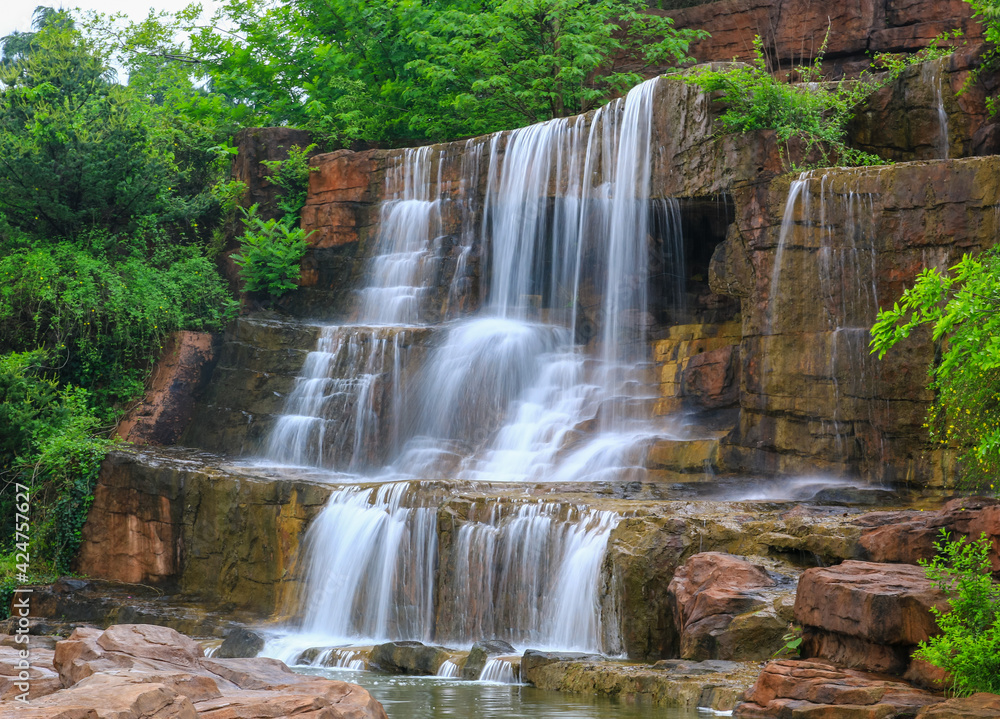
[295,666,708,719]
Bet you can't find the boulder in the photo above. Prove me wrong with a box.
[668,552,791,660]
[368,641,451,676]
[6,624,388,719]
[794,561,947,648]
[681,344,741,409]
[216,628,264,659]
[461,639,516,680]
[735,659,943,719]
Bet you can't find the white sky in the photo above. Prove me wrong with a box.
[0,0,222,41]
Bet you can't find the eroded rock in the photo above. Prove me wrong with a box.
[461,639,516,680]
[368,641,451,676]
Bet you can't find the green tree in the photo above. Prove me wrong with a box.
[870,250,1000,492]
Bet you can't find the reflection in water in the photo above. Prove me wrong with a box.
[295,666,702,719]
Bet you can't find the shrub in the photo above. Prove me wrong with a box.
[870,250,1000,493]
[260,144,317,221]
[687,33,956,169]
[914,529,1000,695]
[232,205,311,300]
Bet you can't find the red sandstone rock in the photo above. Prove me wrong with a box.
[116,332,220,446]
[794,561,947,647]
[916,694,1000,719]
[858,497,1000,573]
[0,646,61,700]
[735,659,943,719]
[669,552,787,660]
[9,624,388,719]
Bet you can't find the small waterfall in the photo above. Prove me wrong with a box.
[436,660,460,678]
[295,487,621,653]
[923,60,950,159]
[770,171,883,468]
[263,326,413,469]
[479,658,519,684]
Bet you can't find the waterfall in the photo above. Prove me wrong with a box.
[267,77,679,656]
[479,658,519,684]
[923,60,950,160]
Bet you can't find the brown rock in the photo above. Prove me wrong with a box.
[735,659,943,719]
[20,625,388,719]
[858,497,1000,572]
[917,694,1000,719]
[0,646,61,701]
[794,561,948,647]
[116,332,221,447]
[681,344,741,409]
[669,552,786,660]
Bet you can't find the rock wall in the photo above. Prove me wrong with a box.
[712,157,1000,482]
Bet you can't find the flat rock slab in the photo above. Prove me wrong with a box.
[735,659,943,719]
[917,694,1000,719]
[0,624,387,719]
[522,649,760,710]
[794,561,947,646]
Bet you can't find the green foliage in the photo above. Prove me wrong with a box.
[232,205,311,299]
[0,351,112,575]
[913,529,1000,695]
[0,13,239,580]
[963,0,1000,114]
[88,0,706,145]
[260,144,317,221]
[687,34,956,169]
[404,0,707,137]
[0,236,237,411]
[773,625,803,658]
[871,250,1000,492]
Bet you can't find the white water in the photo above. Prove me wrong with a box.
[262,78,680,657]
[479,658,519,684]
[436,660,461,678]
[923,60,950,159]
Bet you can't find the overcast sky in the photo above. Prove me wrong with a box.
[1,0,223,41]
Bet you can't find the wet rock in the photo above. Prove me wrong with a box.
[669,552,791,661]
[681,344,741,410]
[917,694,1000,719]
[216,628,264,659]
[369,641,451,676]
[523,650,758,709]
[4,624,388,719]
[461,639,517,680]
[116,332,221,447]
[735,659,943,719]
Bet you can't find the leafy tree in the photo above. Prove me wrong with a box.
[232,205,310,300]
[90,0,706,145]
[870,250,1000,492]
[914,529,1000,695]
[0,6,75,69]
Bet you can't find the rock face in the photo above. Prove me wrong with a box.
[76,448,332,612]
[917,694,1000,719]
[116,332,221,446]
[0,624,387,719]
[662,0,980,77]
[735,659,942,719]
[216,628,264,659]
[713,157,1000,483]
[793,561,948,676]
[668,552,792,661]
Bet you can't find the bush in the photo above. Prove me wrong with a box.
[687,33,955,169]
[232,205,311,300]
[914,529,1000,695]
[870,250,1000,492]
[260,144,317,221]
[0,351,111,574]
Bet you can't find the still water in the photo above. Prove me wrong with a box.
[296,666,707,719]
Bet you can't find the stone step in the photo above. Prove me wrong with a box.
[646,435,726,474]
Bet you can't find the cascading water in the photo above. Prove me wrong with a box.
[263,77,681,658]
